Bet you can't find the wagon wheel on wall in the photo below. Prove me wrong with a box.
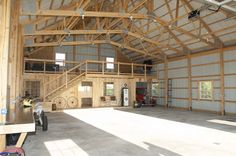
[53,97,67,110]
[67,97,78,109]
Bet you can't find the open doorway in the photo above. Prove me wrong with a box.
[135,82,157,107]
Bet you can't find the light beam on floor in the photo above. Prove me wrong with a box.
[207,119,236,126]
[44,139,89,156]
[64,108,236,156]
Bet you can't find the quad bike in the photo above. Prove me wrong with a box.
[33,101,48,131]
[23,98,48,131]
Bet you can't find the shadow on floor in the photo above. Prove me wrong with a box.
[114,106,236,134]
[24,112,181,156]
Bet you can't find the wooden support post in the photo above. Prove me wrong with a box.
[72,35,76,63]
[23,59,26,73]
[8,0,20,102]
[118,62,120,75]
[102,61,104,74]
[0,0,11,151]
[157,64,160,101]
[131,63,134,77]
[43,80,46,103]
[85,61,88,75]
[164,56,168,108]
[220,48,225,115]
[144,64,147,79]
[65,72,68,88]
[187,54,192,111]
[43,61,46,74]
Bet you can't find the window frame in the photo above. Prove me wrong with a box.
[198,80,213,100]
[151,82,159,97]
[55,53,66,66]
[106,57,114,70]
[25,80,41,98]
[104,82,115,96]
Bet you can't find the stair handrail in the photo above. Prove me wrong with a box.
[43,61,86,99]
[44,60,86,86]
[44,71,86,98]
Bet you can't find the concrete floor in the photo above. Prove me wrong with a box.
[24,107,236,156]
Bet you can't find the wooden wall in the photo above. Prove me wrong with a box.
[24,73,138,109]
[28,47,55,60]
[116,48,132,73]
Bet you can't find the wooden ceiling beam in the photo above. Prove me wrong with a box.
[180,0,223,46]
[21,1,80,25]
[127,31,182,54]
[109,41,160,59]
[24,40,107,47]
[21,10,149,19]
[24,30,124,36]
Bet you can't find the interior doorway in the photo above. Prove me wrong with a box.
[79,81,93,108]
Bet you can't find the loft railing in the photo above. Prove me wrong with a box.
[24,59,157,100]
[24,58,157,77]
[24,58,81,74]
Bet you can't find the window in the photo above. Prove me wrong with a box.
[25,81,40,98]
[78,81,92,92]
[106,57,114,69]
[151,83,159,96]
[104,82,114,96]
[55,53,66,66]
[199,81,213,100]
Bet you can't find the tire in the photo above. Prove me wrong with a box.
[42,115,48,131]
[40,111,45,118]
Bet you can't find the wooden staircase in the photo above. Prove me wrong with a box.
[43,61,87,102]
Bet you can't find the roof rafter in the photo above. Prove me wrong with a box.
[180,0,223,47]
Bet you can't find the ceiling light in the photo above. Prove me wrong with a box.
[129,16,133,21]
[81,14,85,20]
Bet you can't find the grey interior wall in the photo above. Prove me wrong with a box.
[54,39,116,71]
[157,49,236,114]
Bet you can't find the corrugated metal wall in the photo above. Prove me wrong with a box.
[54,43,115,62]
[157,49,236,114]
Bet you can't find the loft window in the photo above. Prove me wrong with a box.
[55,53,66,66]
[104,82,114,96]
[106,57,114,69]
[151,83,159,96]
[199,81,213,100]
